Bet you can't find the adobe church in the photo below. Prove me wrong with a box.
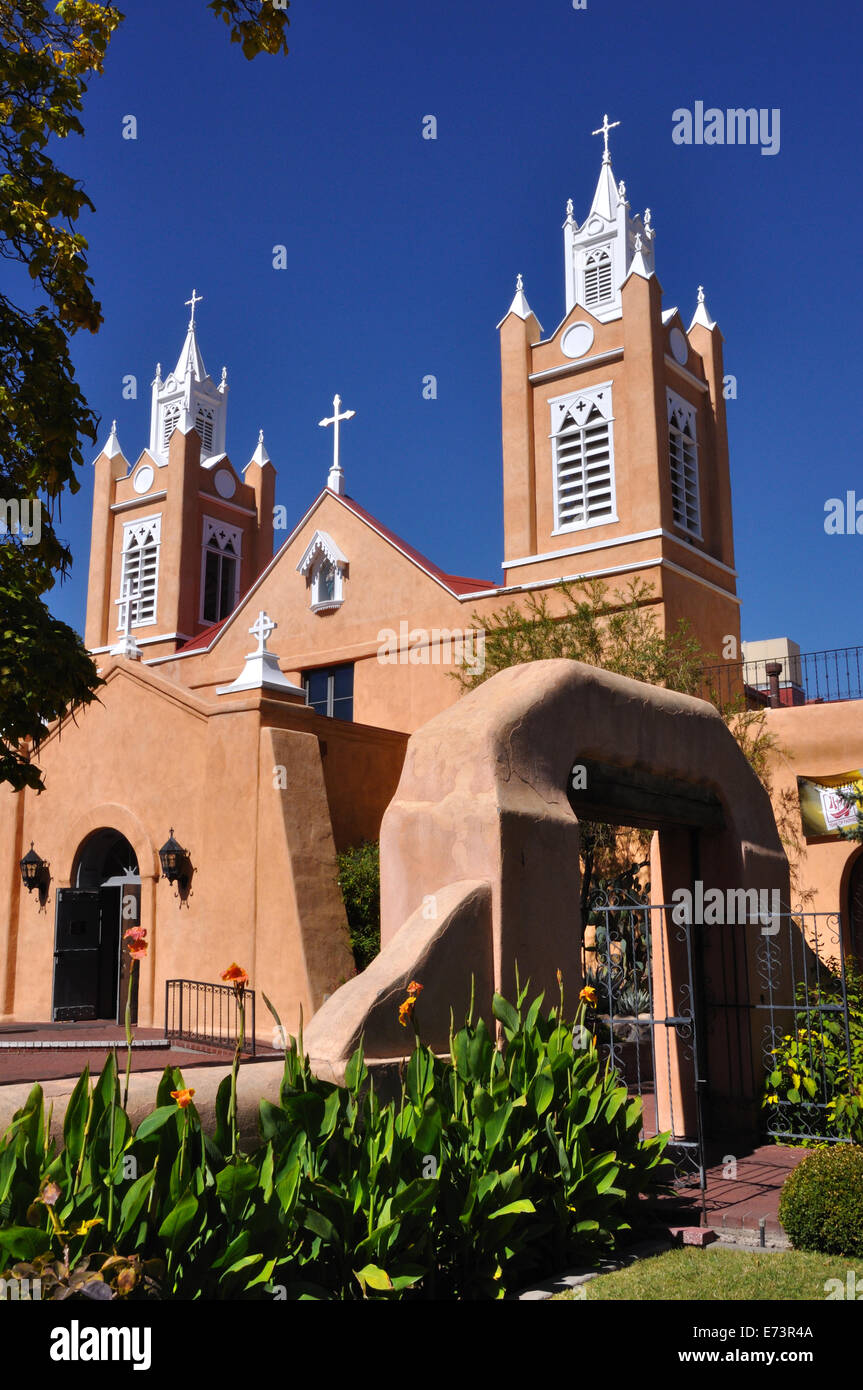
[0,122,745,1038]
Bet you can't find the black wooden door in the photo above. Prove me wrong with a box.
[52,886,124,1021]
[52,889,100,1021]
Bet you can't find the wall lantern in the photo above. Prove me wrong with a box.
[159,829,190,890]
[20,842,49,894]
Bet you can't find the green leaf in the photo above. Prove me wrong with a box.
[157,1188,199,1252]
[0,1226,52,1260]
[530,1072,555,1117]
[117,1168,156,1238]
[492,993,520,1035]
[216,1161,258,1220]
[134,1105,179,1142]
[354,1263,393,1293]
[489,1199,535,1219]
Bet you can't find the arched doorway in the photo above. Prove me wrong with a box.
[848,851,863,960]
[53,830,141,1023]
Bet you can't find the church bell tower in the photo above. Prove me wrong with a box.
[497,117,739,669]
[85,294,275,663]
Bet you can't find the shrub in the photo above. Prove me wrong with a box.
[0,982,672,1300]
[762,955,863,1143]
[336,841,380,970]
[778,1144,863,1257]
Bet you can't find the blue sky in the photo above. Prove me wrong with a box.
[44,0,861,657]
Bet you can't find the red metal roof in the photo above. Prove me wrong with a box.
[175,617,229,653]
[335,492,497,595]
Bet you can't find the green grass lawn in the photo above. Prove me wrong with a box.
[552,1247,860,1301]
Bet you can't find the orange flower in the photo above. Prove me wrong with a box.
[221,963,249,994]
[556,969,563,987]
[124,926,148,960]
[406,980,424,996]
[171,1088,196,1109]
[398,996,418,1028]
[579,986,598,1007]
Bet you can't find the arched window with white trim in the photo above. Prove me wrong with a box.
[550,384,617,533]
[119,515,161,629]
[201,518,242,624]
[667,391,702,537]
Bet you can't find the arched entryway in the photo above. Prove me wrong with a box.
[53,830,141,1022]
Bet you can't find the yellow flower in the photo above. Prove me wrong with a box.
[398,996,418,1028]
[73,1217,103,1237]
[579,986,598,1007]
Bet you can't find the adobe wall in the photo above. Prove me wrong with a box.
[0,660,360,1042]
[764,698,863,955]
[305,659,788,1143]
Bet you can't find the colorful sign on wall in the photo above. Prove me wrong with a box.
[797,771,863,839]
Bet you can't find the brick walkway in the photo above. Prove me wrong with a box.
[0,1019,281,1086]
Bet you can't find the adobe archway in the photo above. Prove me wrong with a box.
[305,660,789,1141]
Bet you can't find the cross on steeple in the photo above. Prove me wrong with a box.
[185,288,203,328]
[592,113,620,163]
[319,393,355,494]
[249,610,276,654]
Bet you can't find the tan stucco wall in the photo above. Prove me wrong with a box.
[763,699,863,951]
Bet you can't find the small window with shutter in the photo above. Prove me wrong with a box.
[583,248,613,308]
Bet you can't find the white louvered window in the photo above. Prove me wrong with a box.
[583,249,613,308]
[161,405,181,452]
[551,385,616,532]
[196,408,214,454]
[667,391,701,536]
[118,516,161,629]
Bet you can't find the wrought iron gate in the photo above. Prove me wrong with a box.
[582,899,855,1200]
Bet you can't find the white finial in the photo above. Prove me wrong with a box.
[644,208,652,230]
[634,233,643,253]
[566,198,574,217]
[258,428,264,443]
[689,285,716,331]
[592,113,621,163]
[618,179,626,200]
[155,362,162,382]
[319,393,355,494]
[221,365,227,382]
[111,419,117,434]
[185,288,203,328]
[516,272,524,292]
[250,610,276,655]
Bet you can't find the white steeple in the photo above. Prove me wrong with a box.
[148,292,228,466]
[94,419,126,465]
[247,429,271,468]
[689,285,717,331]
[563,117,655,321]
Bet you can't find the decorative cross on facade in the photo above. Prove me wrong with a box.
[249,610,276,654]
[318,393,356,474]
[592,113,620,162]
[185,289,203,327]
